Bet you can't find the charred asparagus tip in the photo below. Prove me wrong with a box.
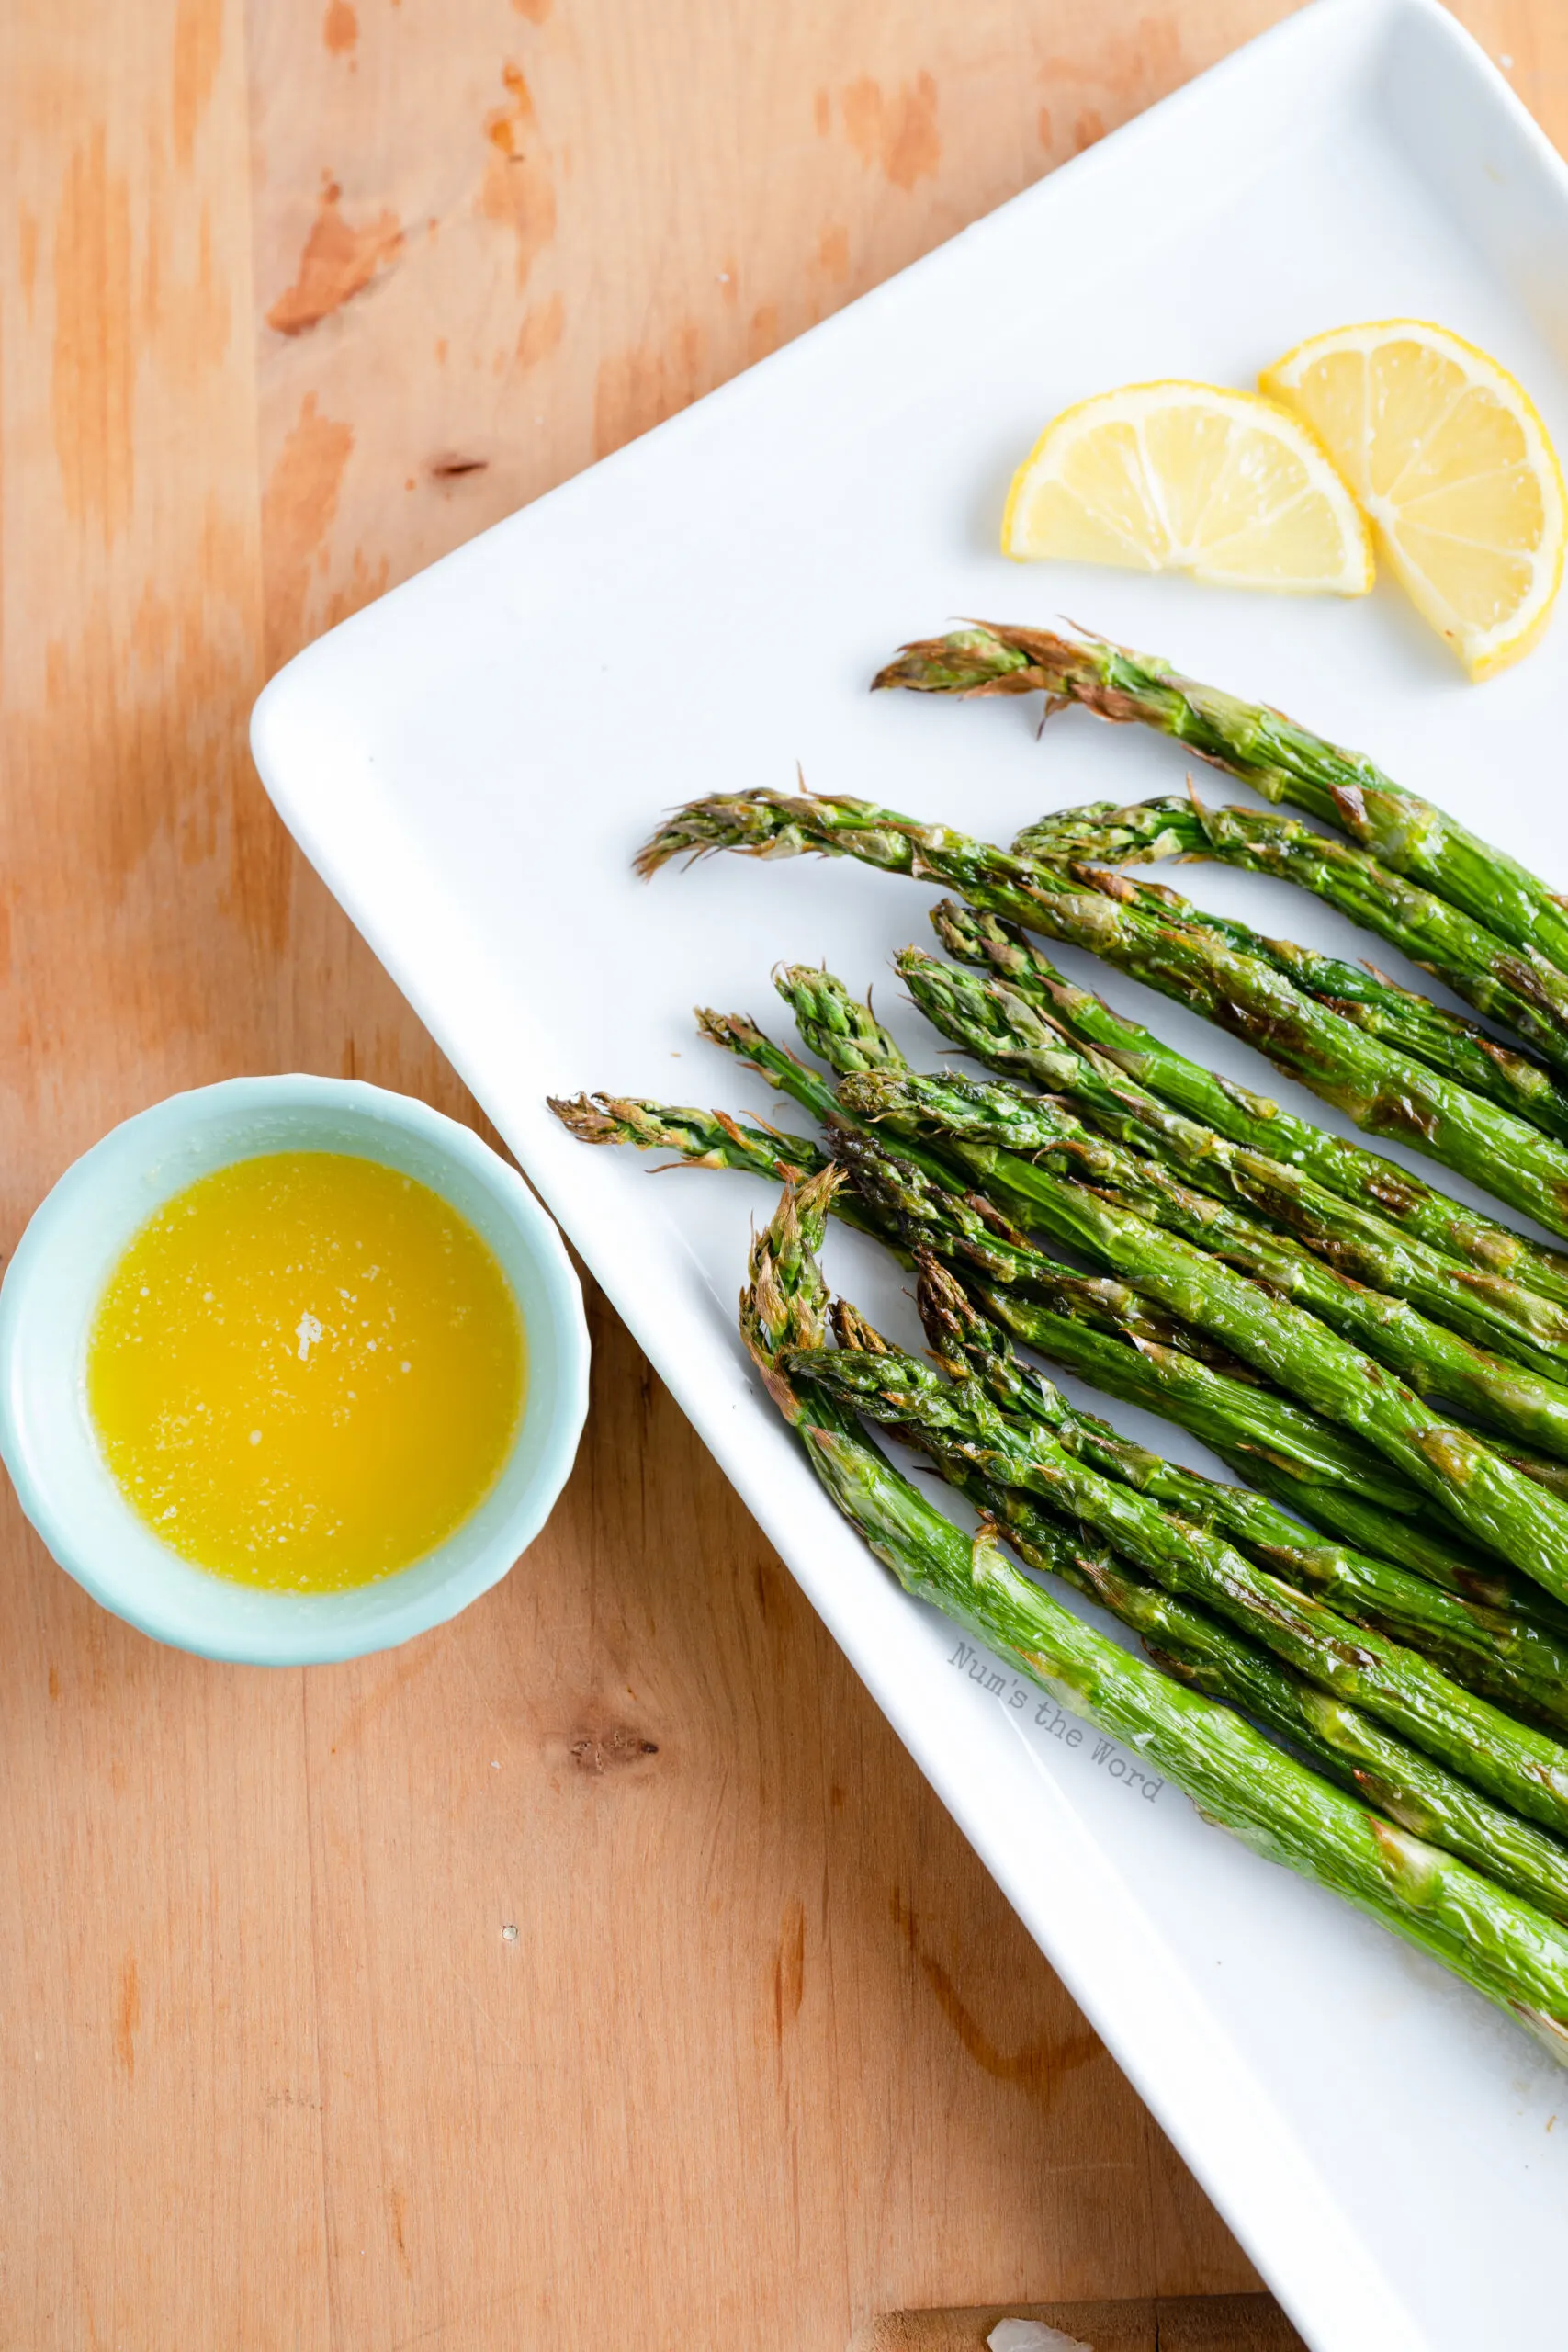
[547,1091,628,1145]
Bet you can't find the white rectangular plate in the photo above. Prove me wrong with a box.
[251,6,1568,2342]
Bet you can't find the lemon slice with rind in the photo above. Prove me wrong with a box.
[1001,380,1373,594]
[1261,321,1566,678]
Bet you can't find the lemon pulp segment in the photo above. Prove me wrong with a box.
[87,1152,525,1590]
[1002,380,1373,594]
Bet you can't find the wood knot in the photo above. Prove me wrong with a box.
[569,1724,660,1774]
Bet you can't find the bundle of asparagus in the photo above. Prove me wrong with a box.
[558,1016,1568,2042]
[549,626,1568,2054]
[1016,791,1568,1078]
[688,978,1568,1599]
[910,1259,1568,1738]
[723,967,1568,1521]
[742,1170,1568,2055]
[556,966,1568,1667]
[634,785,1568,1243]
[792,1266,1568,1885]
[889,944,1568,1376]
[880,623,1568,1117]
[873,620,1568,985]
[919,898,1568,1314]
[838,1061,1568,1465]
[564,1080,1568,1990]
[1008,847,1568,1148]
[552,1080,1558,1619]
[896,915,1568,1350]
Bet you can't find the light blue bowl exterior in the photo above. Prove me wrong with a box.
[0,1076,590,1665]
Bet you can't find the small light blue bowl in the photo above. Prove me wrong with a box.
[0,1076,590,1665]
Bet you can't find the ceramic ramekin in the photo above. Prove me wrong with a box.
[0,1076,590,1664]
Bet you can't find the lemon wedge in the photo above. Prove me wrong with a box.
[1001,380,1373,594]
[1261,321,1566,678]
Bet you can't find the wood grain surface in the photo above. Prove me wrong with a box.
[2,2,1562,2345]
[851,2291,1305,2351]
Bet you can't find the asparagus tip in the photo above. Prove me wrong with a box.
[830,1295,897,1357]
[695,1005,765,1056]
[547,1091,624,1146]
[633,787,808,879]
[739,1167,840,1414]
[632,820,700,880]
[871,622,1040,697]
[913,1250,987,1372]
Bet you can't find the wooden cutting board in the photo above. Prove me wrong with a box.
[856,2296,1306,2350]
[2,0,1559,2343]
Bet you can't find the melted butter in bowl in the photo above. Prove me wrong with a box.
[88,1153,526,1591]
[0,1077,588,1663]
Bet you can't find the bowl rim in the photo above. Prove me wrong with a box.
[0,1074,590,1664]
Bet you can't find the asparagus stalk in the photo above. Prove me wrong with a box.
[637,785,1568,1239]
[874,621,1568,984]
[546,1090,894,1243]
[1200,1439,1568,1634]
[1136,1610,1568,1927]
[744,1170,1568,2054]
[914,1259,1568,1734]
[827,1126,1568,1601]
[1016,792,1568,1075]
[930,897,1568,1310]
[548,1089,826,1176]
[787,1320,1568,1835]
[841,1063,1568,1466]
[897,943,1568,1375]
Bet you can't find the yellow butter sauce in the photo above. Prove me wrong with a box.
[86,1152,525,1590]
